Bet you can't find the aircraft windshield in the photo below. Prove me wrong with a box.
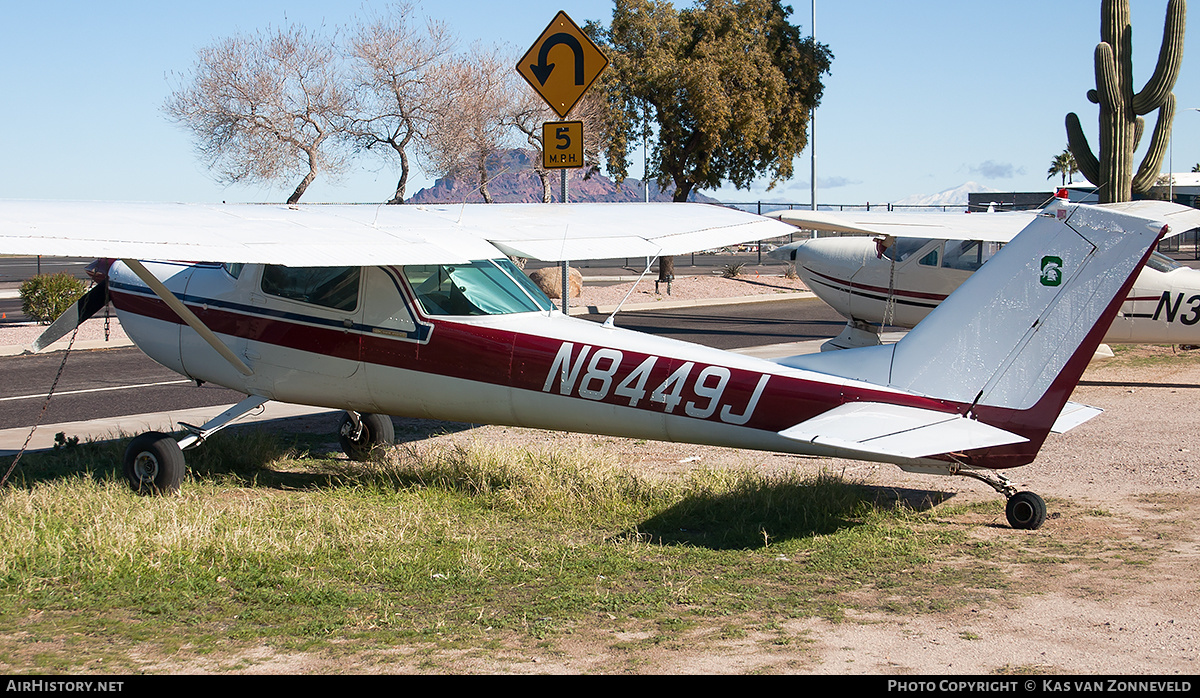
[1146,251,1184,273]
[403,259,554,316]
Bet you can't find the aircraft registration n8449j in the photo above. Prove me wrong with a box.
[768,195,1200,351]
[0,200,1185,529]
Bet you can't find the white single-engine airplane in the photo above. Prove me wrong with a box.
[0,198,1185,530]
[768,194,1200,351]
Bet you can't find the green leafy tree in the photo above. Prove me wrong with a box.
[20,273,86,325]
[1047,149,1079,186]
[597,0,831,279]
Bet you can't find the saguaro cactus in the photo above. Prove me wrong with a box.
[1066,0,1185,203]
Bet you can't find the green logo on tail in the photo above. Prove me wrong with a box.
[1040,256,1063,287]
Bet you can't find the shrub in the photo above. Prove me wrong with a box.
[19,272,86,324]
[721,262,746,278]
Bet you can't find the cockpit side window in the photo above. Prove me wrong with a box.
[884,238,939,265]
[942,240,1002,272]
[261,266,360,311]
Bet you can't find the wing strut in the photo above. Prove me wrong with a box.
[122,259,254,377]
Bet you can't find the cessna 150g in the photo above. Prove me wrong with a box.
[768,194,1200,351]
[1,198,1187,530]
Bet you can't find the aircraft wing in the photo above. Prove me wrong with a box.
[1091,200,1200,238]
[769,200,1200,243]
[768,209,1037,243]
[0,200,793,266]
[445,202,789,261]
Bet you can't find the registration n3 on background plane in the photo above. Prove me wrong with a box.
[1,199,1188,530]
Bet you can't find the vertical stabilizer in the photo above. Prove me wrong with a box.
[889,202,1164,412]
[890,201,1170,466]
[783,200,1174,467]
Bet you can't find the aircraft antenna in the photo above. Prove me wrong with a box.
[557,224,571,316]
[603,251,661,328]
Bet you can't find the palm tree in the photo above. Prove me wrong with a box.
[1047,149,1079,186]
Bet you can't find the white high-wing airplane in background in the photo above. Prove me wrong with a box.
[0,198,1186,529]
[768,194,1200,351]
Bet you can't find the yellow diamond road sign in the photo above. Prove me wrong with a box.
[517,11,608,119]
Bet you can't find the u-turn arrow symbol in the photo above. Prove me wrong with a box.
[529,33,585,86]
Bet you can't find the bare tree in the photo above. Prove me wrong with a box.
[509,90,613,202]
[421,44,523,203]
[345,2,457,204]
[164,24,352,203]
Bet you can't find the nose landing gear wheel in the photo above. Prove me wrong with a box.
[1006,491,1047,530]
[338,412,395,461]
[123,432,185,495]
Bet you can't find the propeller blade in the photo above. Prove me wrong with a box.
[31,282,108,352]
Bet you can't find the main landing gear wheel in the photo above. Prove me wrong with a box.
[1005,491,1047,530]
[338,412,395,461]
[953,468,1047,531]
[123,432,185,495]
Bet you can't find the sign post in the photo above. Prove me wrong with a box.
[518,12,608,314]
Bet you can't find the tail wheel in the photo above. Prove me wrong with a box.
[1006,491,1047,530]
[123,432,185,495]
[338,412,395,461]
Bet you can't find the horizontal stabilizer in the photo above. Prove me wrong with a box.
[1051,401,1103,434]
[778,402,1028,460]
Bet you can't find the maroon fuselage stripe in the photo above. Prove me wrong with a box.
[802,267,950,301]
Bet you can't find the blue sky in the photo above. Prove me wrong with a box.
[3,1,1200,206]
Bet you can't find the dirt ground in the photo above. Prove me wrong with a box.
[157,346,1198,675]
[425,348,1200,675]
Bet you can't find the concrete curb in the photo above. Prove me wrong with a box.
[0,402,338,455]
[567,289,814,316]
[0,338,135,358]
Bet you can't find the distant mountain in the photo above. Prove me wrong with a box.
[892,181,1000,207]
[409,149,721,204]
